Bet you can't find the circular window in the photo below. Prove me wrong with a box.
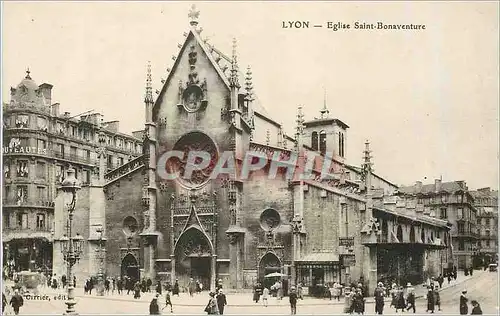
[183,85,203,112]
[166,132,218,188]
[259,209,281,231]
[123,216,139,236]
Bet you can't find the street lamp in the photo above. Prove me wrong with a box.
[59,168,83,316]
[95,224,105,296]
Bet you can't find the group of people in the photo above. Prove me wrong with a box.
[2,289,24,315]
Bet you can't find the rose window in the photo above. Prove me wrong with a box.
[167,132,218,187]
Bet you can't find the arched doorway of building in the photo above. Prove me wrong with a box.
[121,253,140,283]
[174,227,213,290]
[258,252,281,289]
[397,225,403,242]
[409,226,416,243]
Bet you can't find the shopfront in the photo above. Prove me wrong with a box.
[295,253,340,297]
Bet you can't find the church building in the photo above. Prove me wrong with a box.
[51,5,452,295]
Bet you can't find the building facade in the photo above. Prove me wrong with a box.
[399,180,479,270]
[471,187,498,266]
[2,71,143,275]
[44,6,452,295]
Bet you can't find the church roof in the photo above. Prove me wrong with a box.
[153,9,272,120]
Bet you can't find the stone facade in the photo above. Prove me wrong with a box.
[471,188,499,266]
[2,71,142,277]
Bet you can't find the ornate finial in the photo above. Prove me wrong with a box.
[25,68,31,79]
[229,38,240,88]
[144,61,154,104]
[320,87,329,119]
[295,105,305,136]
[245,66,254,100]
[362,139,373,174]
[188,4,200,26]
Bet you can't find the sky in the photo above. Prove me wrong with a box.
[2,1,499,190]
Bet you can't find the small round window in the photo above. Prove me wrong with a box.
[259,209,281,231]
[123,216,139,236]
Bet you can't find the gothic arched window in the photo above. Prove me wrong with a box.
[311,132,318,151]
[319,131,327,154]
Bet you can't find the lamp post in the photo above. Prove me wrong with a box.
[59,168,84,315]
[95,224,105,296]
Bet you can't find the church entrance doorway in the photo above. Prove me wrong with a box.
[258,252,282,289]
[121,253,140,283]
[175,227,213,290]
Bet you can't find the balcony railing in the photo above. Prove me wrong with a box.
[3,226,53,242]
[2,198,54,208]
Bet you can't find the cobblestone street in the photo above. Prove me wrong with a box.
[4,269,497,315]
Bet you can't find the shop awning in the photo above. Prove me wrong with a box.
[296,252,339,263]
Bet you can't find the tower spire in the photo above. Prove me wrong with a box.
[144,61,153,104]
[320,86,329,119]
[229,38,240,88]
[188,4,200,26]
[245,66,254,99]
[362,139,373,174]
[295,105,305,138]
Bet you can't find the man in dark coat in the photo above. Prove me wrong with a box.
[149,294,160,315]
[147,278,153,292]
[406,286,416,313]
[471,300,483,314]
[156,280,162,295]
[373,282,385,315]
[460,290,468,315]
[289,286,298,315]
[217,289,227,315]
[426,287,435,313]
[173,279,180,296]
[163,290,173,313]
[10,290,24,315]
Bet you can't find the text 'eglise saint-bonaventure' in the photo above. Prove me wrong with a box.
[282,21,427,31]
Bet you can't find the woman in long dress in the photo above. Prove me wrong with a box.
[205,292,219,315]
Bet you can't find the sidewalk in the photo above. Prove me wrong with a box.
[7,270,482,307]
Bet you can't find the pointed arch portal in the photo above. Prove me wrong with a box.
[174,227,213,290]
[258,252,282,288]
[121,253,140,283]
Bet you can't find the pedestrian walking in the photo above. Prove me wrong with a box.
[253,282,262,303]
[471,300,483,314]
[433,285,441,311]
[156,280,162,295]
[147,278,153,293]
[332,282,341,301]
[262,287,269,307]
[173,279,180,296]
[406,286,416,313]
[117,277,123,295]
[343,287,354,314]
[297,282,303,300]
[61,274,67,289]
[134,281,141,299]
[204,292,219,315]
[188,278,195,297]
[395,286,405,313]
[289,286,298,315]
[459,290,468,315]
[196,280,201,294]
[470,267,473,276]
[389,283,397,309]
[112,277,116,294]
[373,282,385,315]
[352,287,365,315]
[149,294,160,315]
[426,287,435,313]
[216,289,227,315]
[9,290,23,315]
[447,273,451,284]
[162,290,173,313]
[105,278,110,294]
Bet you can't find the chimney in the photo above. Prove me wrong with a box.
[435,179,442,192]
[415,181,422,191]
[51,103,60,117]
[39,83,53,105]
